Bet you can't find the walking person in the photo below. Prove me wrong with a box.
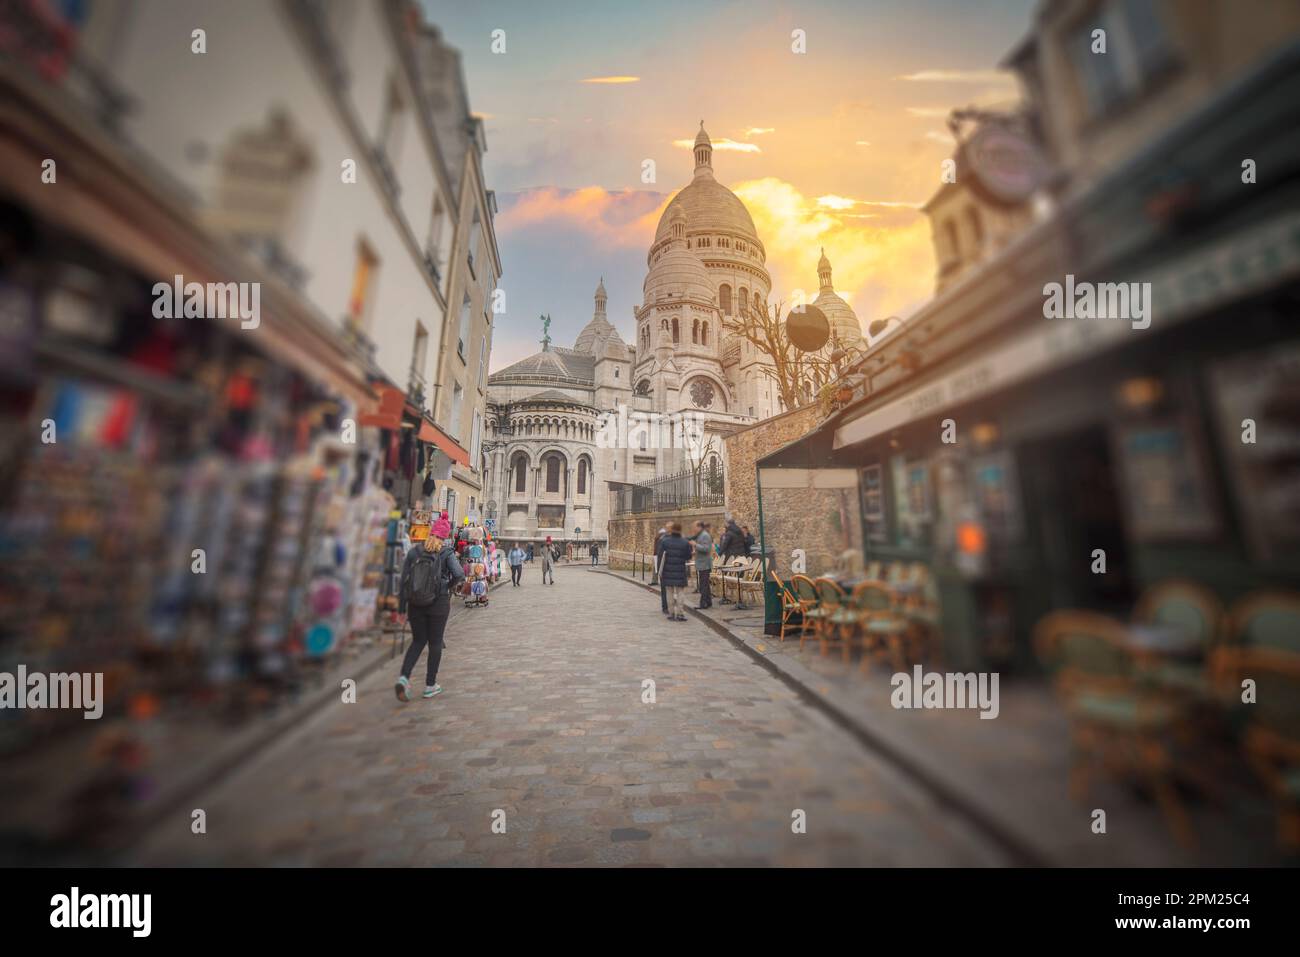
[653,527,668,615]
[589,541,600,567]
[692,520,714,609]
[508,542,525,586]
[658,522,693,621]
[526,542,535,563]
[393,519,464,702]
[742,525,757,555]
[541,535,556,585]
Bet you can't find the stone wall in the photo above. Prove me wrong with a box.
[722,403,861,581]
[723,404,822,528]
[607,507,726,569]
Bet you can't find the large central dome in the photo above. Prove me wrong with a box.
[652,123,760,247]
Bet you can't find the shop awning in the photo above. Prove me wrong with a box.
[418,418,469,466]
[358,384,406,430]
[833,206,1300,452]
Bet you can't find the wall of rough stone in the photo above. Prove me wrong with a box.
[607,507,726,569]
[722,404,822,527]
[722,403,861,581]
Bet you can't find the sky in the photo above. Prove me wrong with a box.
[422,0,1037,372]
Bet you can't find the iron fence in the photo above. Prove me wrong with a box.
[612,464,724,515]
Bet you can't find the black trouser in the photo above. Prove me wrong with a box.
[511,564,522,585]
[697,569,712,608]
[660,579,668,612]
[402,596,450,685]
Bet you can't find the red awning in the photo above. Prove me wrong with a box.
[418,418,470,466]
[358,384,405,430]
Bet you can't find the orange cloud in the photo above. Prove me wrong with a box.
[496,186,668,247]
[581,75,640,84]
[733,177,936,327]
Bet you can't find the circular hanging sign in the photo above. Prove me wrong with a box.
[962,124,1046,207]
[786,303,830,352]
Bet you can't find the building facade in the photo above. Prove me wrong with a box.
[75,0,500,515]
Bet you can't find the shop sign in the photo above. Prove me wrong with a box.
[836,210,1300,450]
[963,123,1047,207]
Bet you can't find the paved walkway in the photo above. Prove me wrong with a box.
[131,564,1009,866]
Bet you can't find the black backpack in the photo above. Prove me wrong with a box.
[407,548,449,606]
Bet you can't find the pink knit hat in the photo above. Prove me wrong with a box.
[431,510,452,539]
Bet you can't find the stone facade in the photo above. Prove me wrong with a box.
[606,508,726,570]
[723,404,822,528]
[722,403,859,580]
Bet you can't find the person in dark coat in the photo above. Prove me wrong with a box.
[719,519,746,560]
[658,522,694,621]
[742,525,756,555]
[653,527,668,614]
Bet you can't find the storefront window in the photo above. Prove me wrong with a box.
[859,464,887,544]
[1210,343,1300,562]
[890,454,933,550]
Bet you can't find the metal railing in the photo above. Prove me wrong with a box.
[612,465,724,515]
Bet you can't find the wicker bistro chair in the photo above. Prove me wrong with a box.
[1133,578,1225,699]
[736,557,767,609]
[712,557,748,604]
[792,575,826,651]
[811,577,849,658]
[850,582,911,673]
[1034,609,1199,848]
[771,568,810,642]
[1227,590,1300,654]
[1211,646,1300,849]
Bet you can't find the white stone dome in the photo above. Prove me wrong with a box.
[812,248,862,343]
[654,180,759,245]
[653,123,760,247]
[644,208,714,304]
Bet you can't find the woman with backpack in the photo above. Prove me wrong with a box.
[394,515,464,702]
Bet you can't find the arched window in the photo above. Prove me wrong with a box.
[545,455,561,493]
[671,318,679,343]
[577,459,588,494]
[692,319,699,344]
[636,379,651,396]
[739,287,749,316]
[754,292,763,315]
[719,284,732,315]
[701,321,709,346]
[513,453,528,493]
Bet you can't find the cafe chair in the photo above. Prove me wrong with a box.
[1227,590,1300,654]
[770,567,809,642]
[1035,609,1197,848]
[1210,646,1300,849]
[864,560,883,582]
[812,577,849,658]
[737,557,767,608]
[792,575,826,652]
[1133,578,1224,698]
[851,582,910,673]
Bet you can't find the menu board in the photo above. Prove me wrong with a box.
[859,464,887,544]
[1113,420,1218,540]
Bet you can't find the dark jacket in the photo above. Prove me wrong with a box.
[657,534,693,587]
[742,531,756,554]
[398,543,465,613]
[719,520,746,559]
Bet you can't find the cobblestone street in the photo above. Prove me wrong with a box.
[132,564,1010,866]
